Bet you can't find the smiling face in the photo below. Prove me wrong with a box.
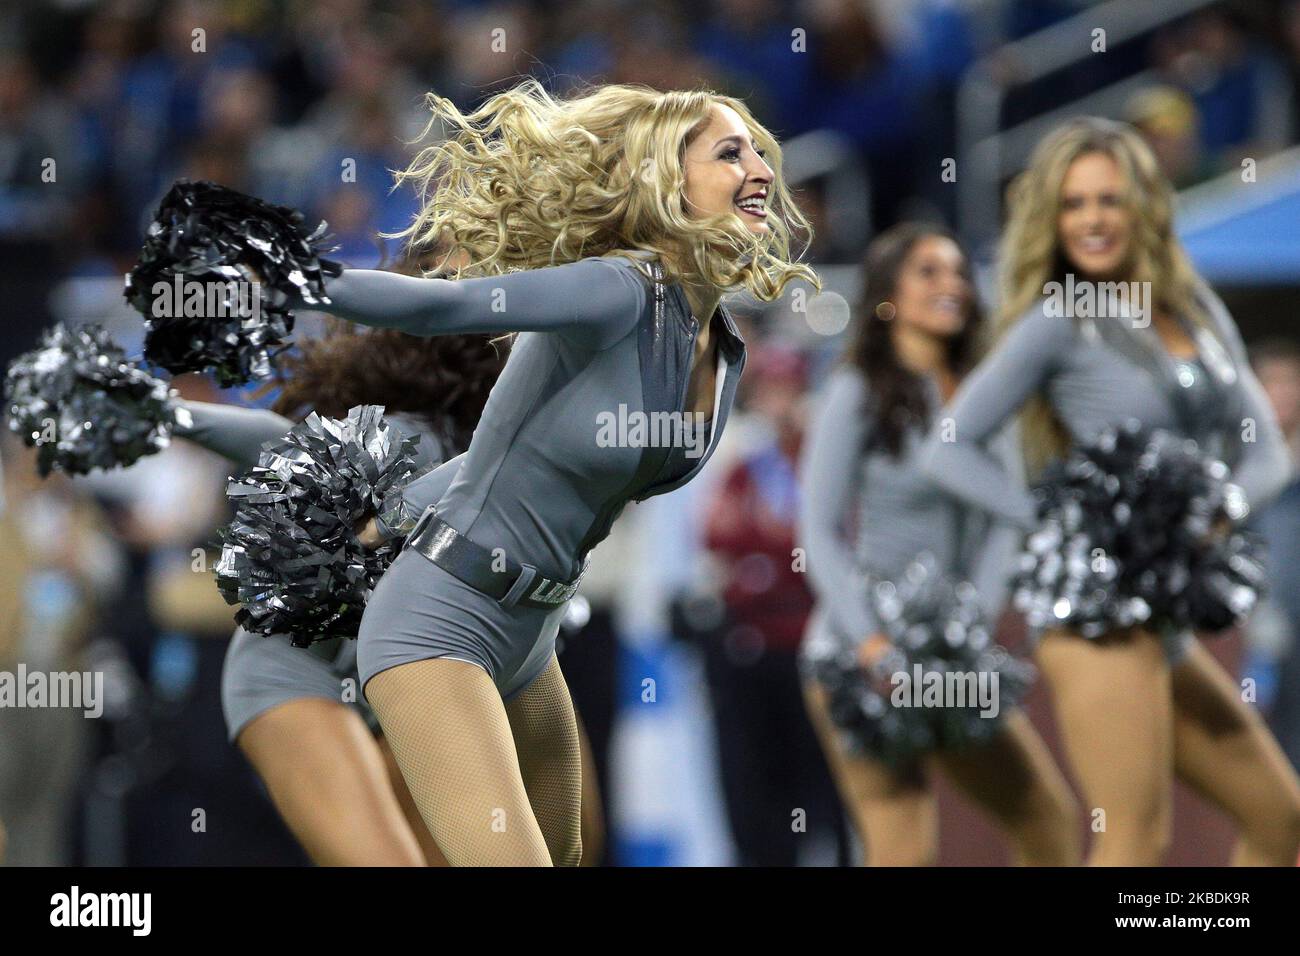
[681,102,775,236]
[1056,151,1134,281]
[890,234,972,338]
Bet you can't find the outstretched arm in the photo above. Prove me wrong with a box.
[312,256,647,351]
[173,400,294,469]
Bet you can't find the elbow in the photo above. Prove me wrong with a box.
[916,432,949,485]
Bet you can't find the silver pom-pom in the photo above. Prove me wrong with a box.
[802,554,1034,766]
[124,180,341,386]
[1014,420,1266,639]
[214,405,429,641]
[4,323,179,476]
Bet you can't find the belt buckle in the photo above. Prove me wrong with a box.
[498,562,540,609]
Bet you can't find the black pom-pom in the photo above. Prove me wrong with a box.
[4,323,179,476]
[124,180,341,387]
[1014,420,1265,639]
[802,555,1034,766]
[214,405,429,642]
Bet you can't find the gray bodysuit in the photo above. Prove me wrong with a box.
[798,365,1020,648]
[174,400,444,740]
[918,283,1291,651]
[308,253,746,697]
[919,283,1290,527]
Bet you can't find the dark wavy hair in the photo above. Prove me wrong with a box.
[843,222,983,457]
[269,247,507,453]
[271,322,506,453]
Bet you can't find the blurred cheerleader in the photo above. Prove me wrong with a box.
[800,223,1080,866]
[921,118,1300,865]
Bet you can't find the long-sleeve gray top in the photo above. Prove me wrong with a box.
[919,283,1292,529]
[301,253,749,583]
[173,401,445,471]
[798,364,1023,641]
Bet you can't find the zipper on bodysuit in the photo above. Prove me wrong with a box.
[677,315,699,416]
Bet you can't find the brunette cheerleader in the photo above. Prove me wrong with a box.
[799,223,1080,866]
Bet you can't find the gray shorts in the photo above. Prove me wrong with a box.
[220,626,370,743]
[356,546,566,701]
[800,602,1194,672]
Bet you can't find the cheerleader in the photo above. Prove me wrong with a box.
[799,223,1080,866]
[178,322,501,866]
[920,117,1300,865]
[259,79,817,865]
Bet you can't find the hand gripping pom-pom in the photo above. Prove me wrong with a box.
[213,405,430,642]
[801,554,1035,766]
[124,180,342,386]
[1012,420,1266,639]
[4,323,180,476]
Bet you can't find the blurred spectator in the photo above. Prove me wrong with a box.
[801,0,923,228]
[698,345,847,865]
[0,436,124,866]
[1126,85,1204,189]
[1152,7,1292,170]
[1248,339,1300,774]
[1285,1,1300,136]
[694,0,812,137]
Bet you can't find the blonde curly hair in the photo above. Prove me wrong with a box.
[381,78,818,302]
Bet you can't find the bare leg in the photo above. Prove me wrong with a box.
[366,657,552,865]
[803,680,937,866]
[1171,641,1300,866]
[1035,628,1174,866]
[933,710,1082,865]
[237,698,426,866]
